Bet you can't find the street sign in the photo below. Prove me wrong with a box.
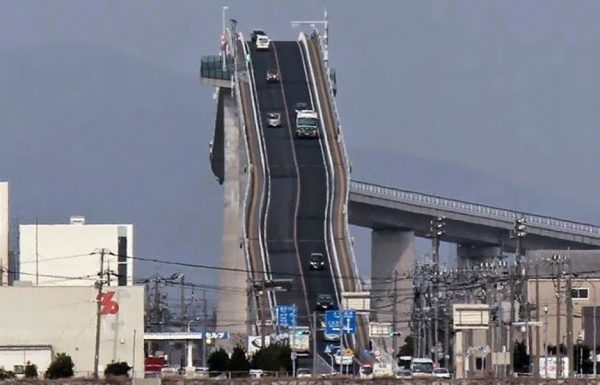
[374,350,381,358]
[325,309,357,335]
[344,348,353,357]
[324,344,334,354]
[276,305,297,328]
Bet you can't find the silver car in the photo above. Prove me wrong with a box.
[266,112,281,127]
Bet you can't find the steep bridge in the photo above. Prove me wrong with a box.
[201,27,600,371]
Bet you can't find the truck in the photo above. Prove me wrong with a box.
[290,326,311,357]
[411,357,434,377]
[295,110,319,138]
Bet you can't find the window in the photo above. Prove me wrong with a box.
[571,288,589,299]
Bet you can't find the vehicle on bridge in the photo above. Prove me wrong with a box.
[250,29,266,42]
[295,110,319,138]
[316,293,334,310]
[309,252,326,270]
[294,102,309,112]
[266,69,279,82]
[255,35,270,50]
[266,112,281,127]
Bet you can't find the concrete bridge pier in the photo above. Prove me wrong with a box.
[457,244,502,268]
[371,229,416,346]
[216,90,249,345]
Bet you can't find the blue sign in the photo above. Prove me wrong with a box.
[203,332,229,339]
[324,344,334,354]
[325,309,357,335]
[276,305,297,327]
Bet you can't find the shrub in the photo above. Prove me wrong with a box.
[0,367,15,380]
[104,361,131,377]
[24,362,38,378]
[45,353,74,379]
[227,345,250,377]
[208,348,230,373]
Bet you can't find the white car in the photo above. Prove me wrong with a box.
[256,35,270,50]
[334,351,353,366]
[433,367,451,378]
[266,112,281,127]
[296,368,311,378]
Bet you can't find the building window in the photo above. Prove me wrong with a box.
[571,288,589,300]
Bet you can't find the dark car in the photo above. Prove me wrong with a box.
[251,29,266,42]
[266,69,280,82]
[294,102,309,112]
[309,252,326,270]
[316,293,334,310]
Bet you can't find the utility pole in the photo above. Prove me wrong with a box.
[555,255,563,378]
[508,261,516,377]
[261,282,267,348]
[566,258,573,377]
[202,290,208,367]
[154,275,161,332]
[392,270,399,356]
[180,274,186,332]
[93,248,106,379]
[312,312,317,375]
[534,261,540,378]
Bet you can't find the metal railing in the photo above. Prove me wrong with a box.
[350,180,600,237]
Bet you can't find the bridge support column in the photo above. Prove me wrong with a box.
[457,244,502,268]
[371,229,415,348]
[217,90,248,342]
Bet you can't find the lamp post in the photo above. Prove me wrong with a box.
[187,317,201,369]
[291,9,330,68]
[222,6,229,71]
[544,305,548,378]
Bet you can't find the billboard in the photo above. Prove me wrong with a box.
[539,357,569,378]
[453,304,490,329]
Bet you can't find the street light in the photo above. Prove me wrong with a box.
[291,9,330,67]
[185,317,202,369]
[222,6,229,71]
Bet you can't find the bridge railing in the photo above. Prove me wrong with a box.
[350,180,600,236]
[310,31,362,291]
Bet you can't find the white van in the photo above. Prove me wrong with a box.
[256,35,270,50]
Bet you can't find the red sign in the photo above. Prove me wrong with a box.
[99,291,119,315]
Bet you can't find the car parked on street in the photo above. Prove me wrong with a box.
[433,367,451,379]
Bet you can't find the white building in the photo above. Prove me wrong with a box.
[0,182,8,286]
[0,285,144,377]
[19,217,133,286]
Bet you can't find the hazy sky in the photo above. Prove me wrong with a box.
[2,0,600,307]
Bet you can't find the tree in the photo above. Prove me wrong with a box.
[397,336,414,357]
[0,367,15,380]
[24,362,38,378]
[513,339,530,373]
[251,343,291,373]
[104,361,131,377]
[208,348,230,374]
[227,345,250,377]
[45,353,74,379]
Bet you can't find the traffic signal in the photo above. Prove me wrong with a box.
[430,216,446,237]
[389,331,401,337]
[514,217,527,238]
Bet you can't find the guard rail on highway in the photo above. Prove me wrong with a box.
[351,180,600,237]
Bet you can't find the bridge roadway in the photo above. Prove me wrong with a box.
[249,40,338,366]
[350,180,600,250]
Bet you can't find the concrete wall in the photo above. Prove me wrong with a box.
[19,222,133,286]
[217,91,248,338]
[0,182,7,286]
[0,286,144,376]
[370,229,415,342]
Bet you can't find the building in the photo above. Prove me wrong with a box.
[0,182,8,286]
[0,285,144,376]
[19,217,133,286]
[526,250,600,376]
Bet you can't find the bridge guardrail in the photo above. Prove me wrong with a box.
[350,180,600,236]
[310,31,362,291]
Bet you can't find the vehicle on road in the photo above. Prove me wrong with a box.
[433,367,451,379]
[290,326,311,357]
[266,112,281,127]
[333,350,353,366]
[296,368,311,378]
[309,252,326,270]
[266,69,279,82]
[359,364,374,379]
[395,369,412,378]
[255,35,270,50]
[251,29,266,42]
[294,102,309,112]
[411,358,434,377]
[316,293,334,310]
[296,110,319,138]
[323,330,340,342]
